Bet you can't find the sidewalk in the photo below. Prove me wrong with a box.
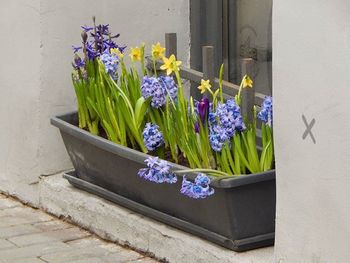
[0,194,158,263]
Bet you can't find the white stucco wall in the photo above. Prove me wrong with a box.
[274,1,350,262]
[0,0,190,205]
[0,0,41,204]
[5,1,350,261]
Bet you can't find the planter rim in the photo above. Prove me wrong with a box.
[51,111,275,189]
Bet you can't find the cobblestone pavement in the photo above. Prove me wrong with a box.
[0,194,158,263]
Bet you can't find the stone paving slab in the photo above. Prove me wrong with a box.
[8,227,91,246]
[10,258,45,263]
[66,236,125,253]
[67,258,106,263]
[0,220,73,240]
[39,247,123,263]
[0,224,44,239]
[32,220,73,231]
[0,242,71,260]
[0,198,23,210]
[0,239,15,250]
[0,195,158,263]
[0,207,53,228]
[0,258,45,263]
[106,250,145,262]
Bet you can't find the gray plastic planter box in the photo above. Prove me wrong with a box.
[51,112,276,252]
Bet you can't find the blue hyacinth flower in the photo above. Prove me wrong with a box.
[137,157,177,184]
[180,174,214,199]
[140,76,178,108]
[207,98,246,152]
[100,51,119,80]
[142,123,164,151]
[257,96,273,127]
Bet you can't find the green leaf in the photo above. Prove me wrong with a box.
[135,97,148,129]
[259,140,271,171]
[225,145,237,175]
[102,120,118,143]
[233,134,254,172]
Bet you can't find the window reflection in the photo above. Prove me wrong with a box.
[230,0,272,95]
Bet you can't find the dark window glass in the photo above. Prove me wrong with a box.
[190,0,272,95]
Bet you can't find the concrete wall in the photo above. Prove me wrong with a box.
[0,0,190,205]
[274,1,350,262]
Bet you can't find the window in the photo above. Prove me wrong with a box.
[190,0,272,95]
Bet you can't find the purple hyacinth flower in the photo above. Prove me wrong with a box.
[195,173,211,187]
[79,23,125,59]
[137,157,177,184]
[96,24,110,35]
[103,38,123,51]
[157,160,171,174]
[180,174,214,199]
[81,25,93,32]
[209,124,228,152]
[118,45,127,53]
[141,76,158,99]
[198,97,210,123]
[142,123,164,151]
[73,55,85,69]
[141,76,178,108]
[85,41,100,60]
[158,76,178,102]
[234,115,246,132]
[72,45,82,53]
[110,33,121,39]
[208,98,246,145]
[100,51,119,79]
[145,156,159,168]
[208,112,217,125]
[257,96,273,127]
[194,122,200,133]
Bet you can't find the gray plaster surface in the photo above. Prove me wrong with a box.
[0,194,158,263]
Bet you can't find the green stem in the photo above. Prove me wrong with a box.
[141,44,147,76]
[152,57,158,77]
[174,169,234,178]
[236,81,244,106]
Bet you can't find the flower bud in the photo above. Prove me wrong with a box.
[74,54,81,64]
[195,122,200,133]
[198,97,210,123]
[81,30,88,43]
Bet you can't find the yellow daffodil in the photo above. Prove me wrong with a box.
[160,55,182,75]
[152,42,166,60]
[129,47,142,62]
[110,48,124,59]
[242,75,253,88]
[198,79,212,94]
